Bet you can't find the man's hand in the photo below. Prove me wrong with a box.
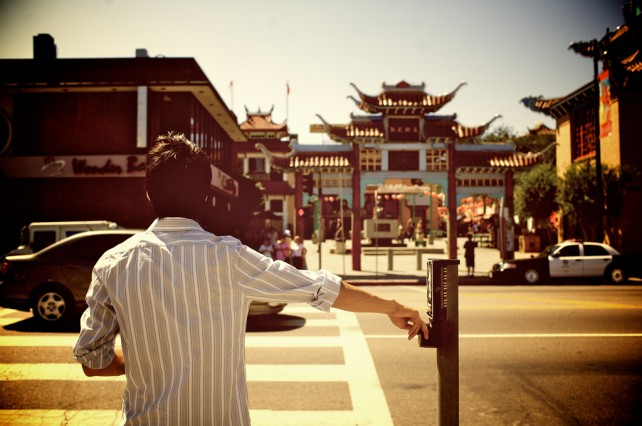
[333,282,428,340]
[388,305,429,340]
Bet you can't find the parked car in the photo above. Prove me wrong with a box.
[5,220,120,255]
[0,230,285,325]
[490,241,641,284]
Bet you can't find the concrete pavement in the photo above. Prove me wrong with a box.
[302,236,534,285]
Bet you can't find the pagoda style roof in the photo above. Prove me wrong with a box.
[315,113,501,144]
[349,81,467,115]
[521,82,594,119]
[271,152,353,173]
[527,122,556,136]
[255,142,353,173]
[239,105,288,136]
[456,142,554,172]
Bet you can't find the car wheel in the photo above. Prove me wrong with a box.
[606,267,626,284]
[31,285,74,323]
[524,268,540,284]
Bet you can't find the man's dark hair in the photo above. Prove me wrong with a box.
[145,132,212,219]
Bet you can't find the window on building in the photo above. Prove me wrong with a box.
[571,105,597,161]
[360,149,381,171]
[456,177,504,187]
[388,151,419,171]
[426,149,447,171]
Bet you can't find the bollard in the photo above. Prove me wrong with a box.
[387,248,393,271]
[418,259,459,426]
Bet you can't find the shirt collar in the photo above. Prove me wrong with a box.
[148,217,205,232]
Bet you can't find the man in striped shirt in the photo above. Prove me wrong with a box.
[73,132,428,425]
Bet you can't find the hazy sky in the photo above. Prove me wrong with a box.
[0,0,626,143]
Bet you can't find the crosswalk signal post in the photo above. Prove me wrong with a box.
[418,259,459,426]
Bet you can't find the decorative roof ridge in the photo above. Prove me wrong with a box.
[452,114,502,139]
[349,112,383,121]
[521,80,594,113]
[425,113,457,121]
[254,141,296,160]
[381,80,426,91]
[244,104,275,117]
[315,114,352,144]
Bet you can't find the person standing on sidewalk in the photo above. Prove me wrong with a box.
[73,132,428,426]
[464,233,477,276]
[291,235,306,269]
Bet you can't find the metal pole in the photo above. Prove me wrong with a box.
[317,171,322,269]
[593,40,604,241]
[437,261,459,425]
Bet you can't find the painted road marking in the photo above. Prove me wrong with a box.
[0,410,360,426]
[0,307,391,425]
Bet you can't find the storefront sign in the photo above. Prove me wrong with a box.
[0,155,147,178]
[0,155,238,198]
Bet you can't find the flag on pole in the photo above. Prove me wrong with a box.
[287,81,290,95]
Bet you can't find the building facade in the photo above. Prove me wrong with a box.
[0,35,248,252]
[522,1,642,254]
[260,80,542,268]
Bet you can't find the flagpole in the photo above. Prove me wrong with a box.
[286,81,290,124]
[229,80,234,111]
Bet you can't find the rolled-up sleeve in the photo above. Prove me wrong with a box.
[234,244,341,312]
[72,269,120,368]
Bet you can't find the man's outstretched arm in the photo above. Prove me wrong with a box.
[332,281,428,340]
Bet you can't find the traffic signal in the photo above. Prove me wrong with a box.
[302,173,315,196]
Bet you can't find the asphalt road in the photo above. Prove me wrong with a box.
[0,284,640,425]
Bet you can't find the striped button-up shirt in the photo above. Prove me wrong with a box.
[73,217,341,425]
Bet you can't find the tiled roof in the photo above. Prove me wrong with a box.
[521,82,595,119]
[349,81,467,115]
[455,150,543,170]
[271,153,353,171]
[317,114,499,143]
[239,114,287,131]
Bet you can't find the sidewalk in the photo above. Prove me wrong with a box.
[302,237,534,285]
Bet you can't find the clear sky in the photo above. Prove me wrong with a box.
[0,0,627,143]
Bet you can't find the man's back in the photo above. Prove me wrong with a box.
[74,217,341,425]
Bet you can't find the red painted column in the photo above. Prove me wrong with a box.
[447,141,458,260]
[351,147,362,271]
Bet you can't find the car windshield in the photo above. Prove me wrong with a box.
[538,244,561,258]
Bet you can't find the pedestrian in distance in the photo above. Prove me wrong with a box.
[258,236,274,259]
[291,235,306,269]
[464,232,477,277]
[274,233,292,264]
[73,132,428,426]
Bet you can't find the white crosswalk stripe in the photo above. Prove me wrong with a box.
[0,306,394,425]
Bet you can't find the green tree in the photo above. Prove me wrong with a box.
[514,162,558,244]
[556,162,637,245]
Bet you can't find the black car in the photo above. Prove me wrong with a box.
[0,230,139,323]
[0,229,285,325]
